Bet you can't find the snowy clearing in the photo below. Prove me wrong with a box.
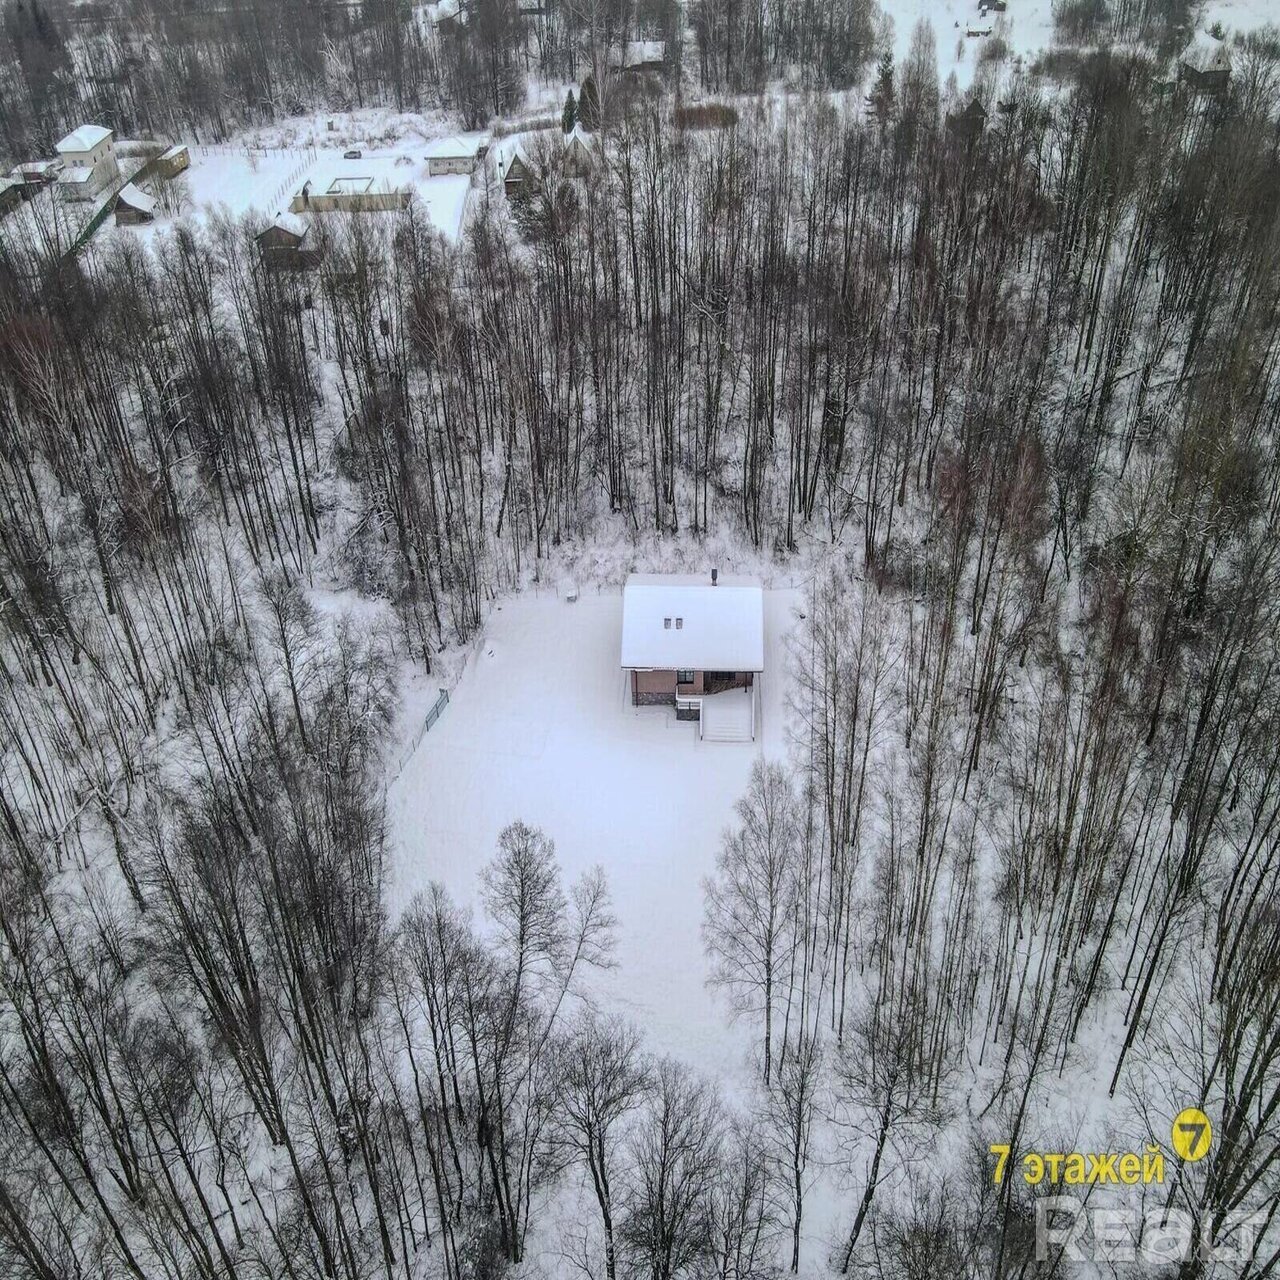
[389,585,801,1067]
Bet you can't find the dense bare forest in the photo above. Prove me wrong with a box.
[2,0,1280,1275]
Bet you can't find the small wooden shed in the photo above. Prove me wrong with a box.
[114,182,157,225]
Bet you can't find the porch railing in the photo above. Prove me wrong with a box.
[676,695,704,740]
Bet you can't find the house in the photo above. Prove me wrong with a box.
[947,97,988,144]
[54,124,119,200]
[256,212,321,268]
[1179,30,1232,93]
[424,134,488,176]
[155,144,190,179]
[621,572,764,738]
[9,159,62,191]
[562,124,595,175]
[290,173,411,213]
[430,0,467,30]
[493,138,534,197]
[608,40,666,74]
[114,182,156,225]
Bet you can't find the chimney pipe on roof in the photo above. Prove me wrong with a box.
[711,568,718,586]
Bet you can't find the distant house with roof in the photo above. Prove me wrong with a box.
[430,0,467,30]
[114,182,156,225]
[256,211,321,268]
[10,159,62,190]
[492,137,535,198]
[1179,30,1232,93]
[562,124,595,175]
[424,134,489,176]
[609,40,666,73]
[54,124,119,201]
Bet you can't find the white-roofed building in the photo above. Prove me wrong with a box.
[54,123,119,199]
[621,572,764,735]
[424,134,489,176]
[114,182,156,224]
[1179,30,1232,92]
[608,40,666,72]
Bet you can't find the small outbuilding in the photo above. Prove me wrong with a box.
[114,182,156,224]
[621,572,764,739]
[1179,31,1232,93]
[156,144,191,178]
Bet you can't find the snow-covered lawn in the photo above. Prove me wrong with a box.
[388,585,801,1068]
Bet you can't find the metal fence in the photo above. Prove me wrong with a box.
[394,687,450,779]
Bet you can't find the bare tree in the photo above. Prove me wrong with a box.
[555,1013,651,1280]
[703,760,803,1084]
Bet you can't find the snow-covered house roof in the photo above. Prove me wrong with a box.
[430,0,467,24]
[492,134,532,178]
[13,158,61,180]
[56,124,112,154]
[265,210,308,239]
[609,40,666,68]
[621,574,765,672]
[425,134,486,159]
[57,166,95,186]
[563,124,594,152]
[115,182,155,214]
[1181,29,1232,74]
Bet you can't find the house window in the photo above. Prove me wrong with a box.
[664,617,671,629]
[675,617,683,629]
[677,670,694,685]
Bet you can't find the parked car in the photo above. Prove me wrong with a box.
[343,149,362,159]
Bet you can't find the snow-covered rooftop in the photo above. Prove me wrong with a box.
[58,167,95,185]
[116,182,155,214]
[12,159,60,179]
[266,210,308,238]
[609,40,666,68]
[57,124,112,154]
[621,573,765,672]
[1182,28,1233,72]
[424,134,486,158]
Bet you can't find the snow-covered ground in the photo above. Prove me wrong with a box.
[129,142,476,240]
[388,584,801,1068]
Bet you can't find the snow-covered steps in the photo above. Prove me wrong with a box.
[699,688,755,742]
